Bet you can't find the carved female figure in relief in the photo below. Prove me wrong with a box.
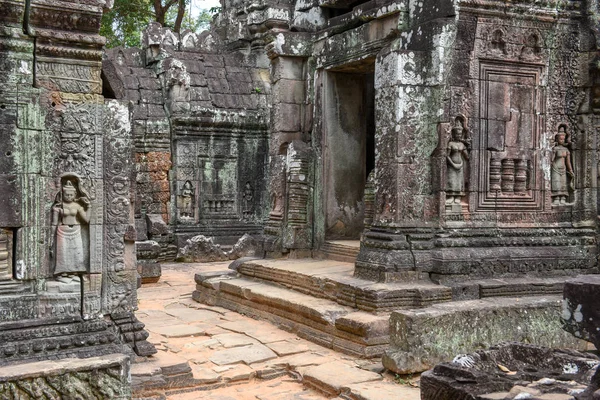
[180,180,194,218]
[50,176,91,281]
[446,122,470,205]
[551,124,574,205]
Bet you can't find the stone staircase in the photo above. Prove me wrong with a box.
[317,240,361,263]
[192,258,580,364]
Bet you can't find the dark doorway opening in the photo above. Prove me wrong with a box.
[323,61,375,240]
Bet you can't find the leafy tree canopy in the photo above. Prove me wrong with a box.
[101,0,216,48]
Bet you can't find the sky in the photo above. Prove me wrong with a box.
[191,0,221,14]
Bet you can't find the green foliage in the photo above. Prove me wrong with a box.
[165,3,214,32]
[394,373,414,385]
[101,0,218,48]
[100,0,153,48]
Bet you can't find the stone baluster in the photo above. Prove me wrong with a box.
[489,157,502,191]
[501,159,515,192]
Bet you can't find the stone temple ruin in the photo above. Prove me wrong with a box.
[0,0,600,396]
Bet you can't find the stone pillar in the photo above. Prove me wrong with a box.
[355,26,456,281]
[264,41,313,255]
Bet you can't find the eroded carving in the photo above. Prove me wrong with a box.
[178,180,195,219]
[445,118,470,207]
[242,182,254,220]
[50,175,91,279]
[551,124,574,206]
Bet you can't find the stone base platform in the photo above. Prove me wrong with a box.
[192,258,589,367]
[0,354,130,399]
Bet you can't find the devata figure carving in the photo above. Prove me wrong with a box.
[180,180,194,218]
[50,176,91,280]
[242,182,254,220]
[551,124,574,206]
[446,120,470,205]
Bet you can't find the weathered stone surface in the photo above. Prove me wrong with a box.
[152,324,207,338]
[344,381,420,400]
[146,214,170,236]
[301,361,382,396]
[177,235,229,262]
[0,0,153,382]
[420,342,599,400]
[0,354,131,399]
[210,344,278,365]
[562,275,600,350]
[383,296,586,374]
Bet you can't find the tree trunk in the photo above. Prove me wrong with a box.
[173,0,186,33]
[154,0,166,25]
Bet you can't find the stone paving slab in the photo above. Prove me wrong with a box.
[343,381,420,400]
[210,344,278,365]
[214,332,260,348]
[152,324,208,338]
[266,340,310,356]
[300,361,382,396]
[133,262,421,399]
[164,307,224,322]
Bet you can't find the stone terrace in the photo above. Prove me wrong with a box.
[132,262,420,399]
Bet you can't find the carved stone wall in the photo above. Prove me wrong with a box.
[0,0,153,370]
[98,0,599,284]
[352,0,599,283]
[103,23,271,255]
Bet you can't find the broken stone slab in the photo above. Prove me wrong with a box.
[177,235,229,262]
[146,213,170,236]
[163,307,223,323]
[419,342,599,400]
[383,296,587,374]
[300,361,382,397]
[562,275,600,350]
[266,340,310,356]
[209,344,278,366]
[190,365,220,384]
[178,234,264,263]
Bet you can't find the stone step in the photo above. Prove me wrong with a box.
[193,273,390,358]
[319,241,361,263]
[450,276,575,300]
[191,260,581,365]
[235,258,452,312]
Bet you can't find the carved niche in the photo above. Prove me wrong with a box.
[175,137,239,223]
[475,61,544,211]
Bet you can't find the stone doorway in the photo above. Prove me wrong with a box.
[322,64,375,240]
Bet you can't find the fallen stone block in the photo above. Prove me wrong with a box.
[419,342,599,400]
[383,296,586,374]
[562,275,600,350]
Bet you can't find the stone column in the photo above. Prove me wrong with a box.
[265,35,313,255]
